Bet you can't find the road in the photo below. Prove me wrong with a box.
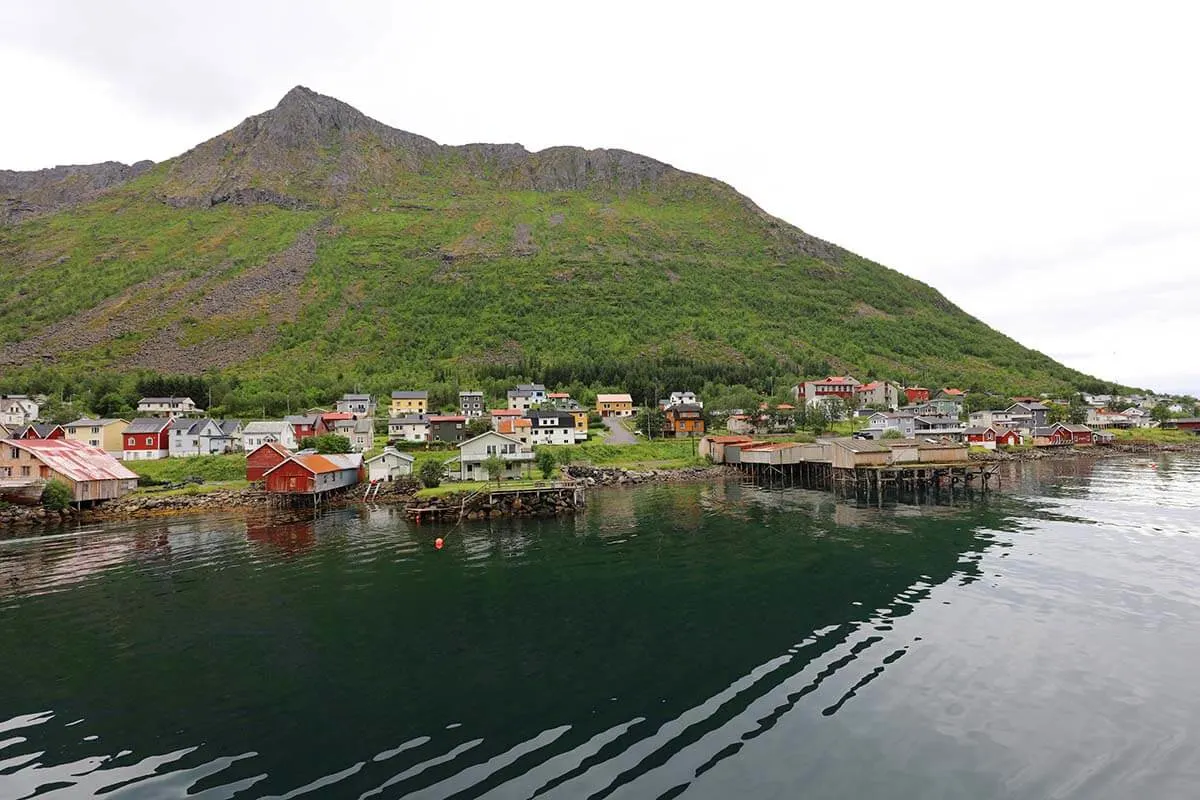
[602,416,639,444]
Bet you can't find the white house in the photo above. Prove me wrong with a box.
[388,415,429,443]
[335,393,375,418]
[0,395,39,426]
[520,411,577,446]
[333,417,375,452]
[137,396,197,417]
[242,421,299,451]
[169,418,242,456]
[507,383,547,411]
[661,391,702,409]
[365,447,414,481]
[448,431,535,481]
[865,411,915,438]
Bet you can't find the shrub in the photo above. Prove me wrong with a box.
[535,448,558,479]
[418,459,443,488]
[42,479,73,511]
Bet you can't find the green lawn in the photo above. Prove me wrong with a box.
[133,479,251,497]
[1112,428,1198,445]
[123,453,247,482]
[414,478,552,500]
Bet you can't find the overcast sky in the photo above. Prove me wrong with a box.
[1,1,1196,395]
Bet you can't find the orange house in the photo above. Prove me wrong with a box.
[664,404,705,437]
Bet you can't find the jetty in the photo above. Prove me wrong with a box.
[407,479,587,523]
[707,436,1000,500]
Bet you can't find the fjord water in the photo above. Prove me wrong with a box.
[2,457,1199,799]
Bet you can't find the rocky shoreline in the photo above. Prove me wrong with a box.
[969,441,1200,462]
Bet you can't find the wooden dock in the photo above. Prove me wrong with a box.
[407,480,587,523]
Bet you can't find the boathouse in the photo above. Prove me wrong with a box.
[263,453,362,496]
[246,441,293,481]
[365,447,414,482]
[698,435,753,463]
[828,438,891,469]
[0,439,138,504]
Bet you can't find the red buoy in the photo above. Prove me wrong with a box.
[435,537,444,550]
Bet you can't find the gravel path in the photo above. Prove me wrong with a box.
[602,416,639,444]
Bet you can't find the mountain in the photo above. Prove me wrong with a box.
[0,87,1114,412]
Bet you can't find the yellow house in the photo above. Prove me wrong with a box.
[569,409,589,440]
[63,418,129,456]
[596,393,634,418]
[390,390,428,416]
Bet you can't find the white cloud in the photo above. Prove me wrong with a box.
[1,1,1196,393]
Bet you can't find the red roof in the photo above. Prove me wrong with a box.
[815,376,855,385]
[321,412,354,422]
[548,392,570,399]
[6,439,137,482]
[249,441,292,458]
[942,388,965,396]
[857,381,882,391]
[428,415,466,423]
[490,409,523,417]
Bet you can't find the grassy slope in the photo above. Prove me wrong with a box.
[0,154,1106,401]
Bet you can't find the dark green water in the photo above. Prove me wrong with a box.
[1,456,1199,799]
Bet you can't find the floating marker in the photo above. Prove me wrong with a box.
[435,537,444,550]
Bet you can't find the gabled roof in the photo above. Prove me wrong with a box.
[264,452,361,477]
[248,441,292,459]
[138,396,195,404]
[285,414,321,426]
[490,408,523,417]
[66,418,125,428]
[963,426,993,435]
[458,430,526,449]
[125,418,172,435]
[428,415,466,423]
[811,376,858,385]
[388,415,429,426]
[341,393,372,401]
[365,447,414,464]
[596,393,633,403]
[940,388,966,396]
[391,390,428,399]
[6,439,137,482]
[1007,401,1048,412]
[243,421,290,434]
[20,423,65,438]
[515,383,546,392]
[1054,423,1093,433]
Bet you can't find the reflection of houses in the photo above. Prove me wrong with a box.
[0,439,138,504]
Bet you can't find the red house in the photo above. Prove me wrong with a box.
[1169,418,1200,433]
[904,386,930,404]
[995,428,1021,447]
[17,424,66,440]
[246,441,293,482]
[1053,423,1095,445]
[121,418,172,460]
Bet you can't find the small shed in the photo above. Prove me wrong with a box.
[698,435,753,464]
[915,442,969,463]
[246,441,293,482]
[365,447,414,482]
[829,438,891,469]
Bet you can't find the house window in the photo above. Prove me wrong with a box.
[8,447,16,459]
[91,426,99,434]
[20,466,30,477]
[146,437,154,446]
[128,438,135,447]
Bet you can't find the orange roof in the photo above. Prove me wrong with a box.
[514,418,532,429]
[548,392,570,399]
[816,376,855,384]
[321,412,354,421]
[706,435,753,444]
[942,388,965,396]
[857,381,881,391]
[490,409,522,417]
[776,403,795,410]
[428,415,466,422]
[498,419,515,434]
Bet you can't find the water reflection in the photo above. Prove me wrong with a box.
[0,457,1196,799]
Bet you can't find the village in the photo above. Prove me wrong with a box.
[0,376,1197,512]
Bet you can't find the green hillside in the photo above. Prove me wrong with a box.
[0,87,1116,415]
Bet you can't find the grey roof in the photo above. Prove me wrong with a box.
[284,414,320,425]
[828,437,890,453]
[1032,426,1057,437]
[342,393,372,401]
[67,418,121,427]
[219,420,242,435]
[389,415,429,426]
[515,383,546,392]
[243,421,289,434]
[524,410,575,425]
[1008,402,1048,412]
[139,396,195,404]
[125,418,172,434]
[168,418,195,431]
[1056,424,1093,433]
[963,426,991,435]
[391,390,428,399]
[458,390,484,397]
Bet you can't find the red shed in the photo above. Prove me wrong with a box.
[995,428,1021,447]
[246,441,293,481]
[904,386,930,404]
[264,453,361,495]
[1054,423,1095,445]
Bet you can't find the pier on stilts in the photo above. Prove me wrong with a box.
[715,436,1000,502]
[406,480,587,524]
